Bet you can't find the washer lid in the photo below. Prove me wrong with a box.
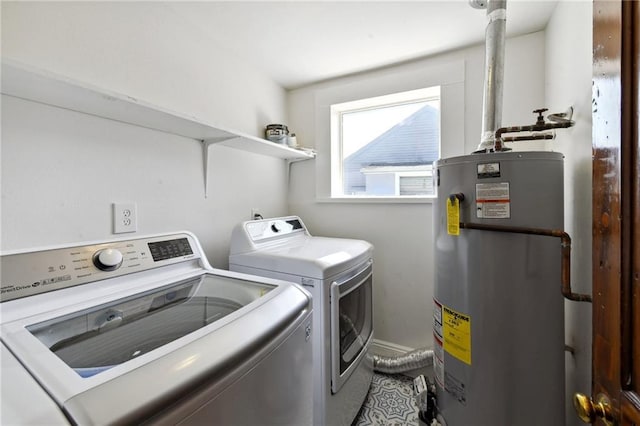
[229,236,373,279]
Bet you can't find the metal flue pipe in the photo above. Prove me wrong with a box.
[475,0,507,152]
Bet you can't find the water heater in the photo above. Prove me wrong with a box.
[432,151,565,425]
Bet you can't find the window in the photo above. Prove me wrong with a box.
[313,60,464,203]
[331,87,440,198]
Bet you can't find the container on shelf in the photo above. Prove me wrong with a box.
[265,124,289,144]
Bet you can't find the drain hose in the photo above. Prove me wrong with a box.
[372,348,434,374]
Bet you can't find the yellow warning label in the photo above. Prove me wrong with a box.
[446,198,460,236]
[442,305,471,365]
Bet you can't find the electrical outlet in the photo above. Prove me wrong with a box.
[113,203,137,233]
[251,208,262,220]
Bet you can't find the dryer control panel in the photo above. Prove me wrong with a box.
[245,217,306,242]
[0,233,201,302]
[230,216,310,256]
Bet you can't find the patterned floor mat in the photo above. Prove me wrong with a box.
[351,373,420,426]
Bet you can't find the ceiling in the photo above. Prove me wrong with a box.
[167,1,559,90]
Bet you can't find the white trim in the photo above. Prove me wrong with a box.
[331,86,440,114]
[331,88,439,198]
[315,196,435,204]
[371,339,415,358]
[314,59,465,202]
[361,165,432,174]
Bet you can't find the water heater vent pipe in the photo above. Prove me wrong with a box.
[475,0,507,152]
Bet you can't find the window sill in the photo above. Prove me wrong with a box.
[315,196,435,204]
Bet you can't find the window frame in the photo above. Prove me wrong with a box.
[313,60,466,204]
[330,87,441,198]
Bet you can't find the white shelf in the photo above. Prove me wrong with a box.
[1,60,315,195]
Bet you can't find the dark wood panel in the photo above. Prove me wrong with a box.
[621,0,638,396]
[592,0,640,424]
[628,0,640,399]
[592,0,623,401]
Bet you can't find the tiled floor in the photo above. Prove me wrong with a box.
[351,373,420,426]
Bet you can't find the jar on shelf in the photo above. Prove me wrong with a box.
[265,124,289,144]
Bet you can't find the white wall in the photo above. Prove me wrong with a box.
[545,2,593,425]
[1,2,290,266]
[287,32,547,350]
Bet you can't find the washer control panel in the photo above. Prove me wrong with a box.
[0,233,199,302]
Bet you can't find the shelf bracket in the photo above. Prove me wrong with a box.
[202,136,241,197]
[202,137,314,197]
[286,157,313,188]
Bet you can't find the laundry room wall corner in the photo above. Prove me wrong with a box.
[287,31,546,352]
[544,2,593,425]
[1,2,290,267]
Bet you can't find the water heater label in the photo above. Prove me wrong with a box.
[433,299,443,339]
[477,162,501,178]
[442,305,472,365]
[476,182,510,219]
[446,198,460,236]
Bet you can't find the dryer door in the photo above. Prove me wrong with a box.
[330,260,373,394]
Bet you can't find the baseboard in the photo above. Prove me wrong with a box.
[371,339,415,357]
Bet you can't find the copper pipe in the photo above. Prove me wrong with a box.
[491,108,575,152]
[494,121,573,152]
[501,133,555,143]
[459,222,592,302]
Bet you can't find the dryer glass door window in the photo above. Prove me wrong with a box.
[330,262,373,394]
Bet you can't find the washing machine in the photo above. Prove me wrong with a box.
[229,216,374,426]
[1,231,313,425]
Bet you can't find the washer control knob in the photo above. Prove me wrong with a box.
[93,248,124,271]
[271,223,281,233]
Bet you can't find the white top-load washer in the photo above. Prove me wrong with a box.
[229,216,374,426]
[1,232,313,425]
